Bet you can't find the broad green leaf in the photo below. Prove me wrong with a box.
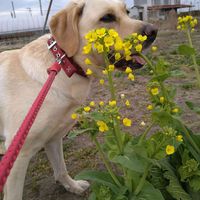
[112,154,147,173]
[151,73,170,82]
[67,128,95,139]
[137,181,165,200]
[178,44,195,56]
[90,111,106,121]
[91,183,113,200]
[189,176,200,192]
[164,170,191,200]
[75,170,120,193]
[171,70,186,78]
[88,193,96,200]
[185,101,200,115]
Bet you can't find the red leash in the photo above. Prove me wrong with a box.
[0,37,86,192]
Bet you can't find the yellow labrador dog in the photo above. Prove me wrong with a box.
[0,0,157,199]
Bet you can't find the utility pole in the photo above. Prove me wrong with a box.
[42,0,53,34]
[39,0,43,16]
[11,1,16,18]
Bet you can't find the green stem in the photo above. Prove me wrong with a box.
[186,29,200,88]
[112,118,123,154]
[93,137,122,187]
[134,165,151,195]
[181,125,200,154]
[108,71,116,100]
[140,53,169,101]
[138,122,155,145]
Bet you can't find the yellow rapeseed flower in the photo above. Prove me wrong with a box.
[172,108,179,113]
[108,65,115,72]
[108,29,118,38]
[71,113,77,120]
[84,58,92,65]
[160,96,165,103]
[109,100,116,107]
[94,42,104,53]
[177,15,198,31]
[84,106,91,112]
[125,67,133,74]
[104,36,114,47]
[132,33,138,37]
[151,88,159,95]
[115,53,121,61]
[96,28,106,38]
[89,101,95,107]
[147,105,153,110]
[176,135,183,142]
[83,43,92,54]
[151,46,158,52]
[138,34,147,42]
[99,101,104,106]
[177,25,181,30]
[128,73,135,81]
[123,118,132,127]
[166,145,175,155]
[114,38,123,51]
[117,116,121,120]
[97,121,109,132]
[135,44,143,53]
[102,69,108,75]
[125,100,130,107]
[123,41,132,50]
[99,79,105,85]
[86,68,93,76]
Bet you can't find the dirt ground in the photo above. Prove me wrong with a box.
[0,25,200,200]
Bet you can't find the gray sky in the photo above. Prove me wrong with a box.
[0,0,198,33]
[0,0,133,13]
[0,0,198,16]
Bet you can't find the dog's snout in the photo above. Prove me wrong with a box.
[141,24,158,47]
[142,24,158,38]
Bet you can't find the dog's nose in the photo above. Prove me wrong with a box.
[142,24,158,45]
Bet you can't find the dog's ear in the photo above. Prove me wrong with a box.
[49,3,84,57]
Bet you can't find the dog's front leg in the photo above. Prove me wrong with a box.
[3,153,32,200]
[45,137,90,195]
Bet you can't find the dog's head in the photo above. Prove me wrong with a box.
[49,0,158,73]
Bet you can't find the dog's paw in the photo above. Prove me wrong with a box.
[65,179,90,195]
[57,174,90,195]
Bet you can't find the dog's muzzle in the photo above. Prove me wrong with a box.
[142,24,158,49]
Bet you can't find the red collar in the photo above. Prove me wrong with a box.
[47,36,87,78]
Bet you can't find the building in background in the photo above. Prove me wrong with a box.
[129,0,192,21]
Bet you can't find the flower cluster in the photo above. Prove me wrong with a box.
[82,28,149,80]
[177,15,198,32]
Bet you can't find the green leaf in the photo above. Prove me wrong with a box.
[68,128,95,139]
[88,192,96,200]
[90,111,110,121]
[171,70,186,78]
[178,44,195,56]
[75,170,120,193]
[189,176,200,192]
[164,170,192,200]
[152,111,200,162]
[151,73,170,82]
[112,154,147,173]
[137,181,165,200]
[185,101,200,115]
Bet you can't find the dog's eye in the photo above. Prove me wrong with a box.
[100,14,116,23]
[126,9,130,15]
